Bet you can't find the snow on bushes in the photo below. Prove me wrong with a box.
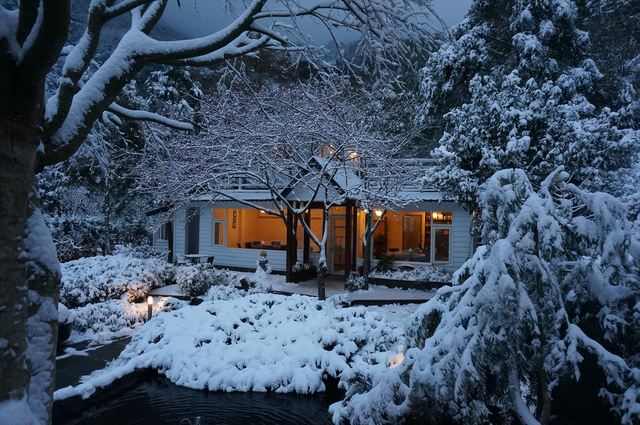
[55,293,400,400]
[69,298,185,344]
[175,265,232,297]
[331,168,640,425]
[60,254,171,307]
[369,264,451,283]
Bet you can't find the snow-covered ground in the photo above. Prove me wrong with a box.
[55,284,419,401]
[56,254,427,396]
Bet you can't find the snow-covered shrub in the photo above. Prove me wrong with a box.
[125,283,148,303]
[60,254,170,307]
[370,264,451,283]
[176,265,231,297]
[55,294,400,401]
[71,300,148,340]
[332,168,640,425]
[375,255,394,272]
[70,297,185,344]
[345,272,366,292]
[127,268,175,303]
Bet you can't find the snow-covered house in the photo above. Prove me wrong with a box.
[151,159,474,278]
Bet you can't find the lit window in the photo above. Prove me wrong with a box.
[432,211,453,224]
[212,220,225,246]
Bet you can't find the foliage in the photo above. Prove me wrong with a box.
[176,266,232,297]
[375,255,395,272]
[419,0,640,212]
[333,167,640,425]
[345,272,366,292]
[59,253,169,308]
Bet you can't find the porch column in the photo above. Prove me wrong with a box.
[286,206,295,283]
[362,210,373,289]
[344,200,353,278]
[167,221,174,263]
[303,209,311,264]
[351,204,357,272]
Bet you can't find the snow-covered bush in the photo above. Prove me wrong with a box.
[175,265,231,297]
[70,297,185,344]
[345,272,366,292]
[55,294,400,401]
[60,254,170,307]
[332,168,640,425]
[370,264,451,283]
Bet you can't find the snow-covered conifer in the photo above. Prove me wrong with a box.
[420,0,639,213]
[332,167,640,425]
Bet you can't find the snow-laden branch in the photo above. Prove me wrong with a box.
[107,103,193,131]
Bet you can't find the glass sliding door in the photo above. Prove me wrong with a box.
[433,227,451,263]
[402,215,422,253]
[331,215,347,273]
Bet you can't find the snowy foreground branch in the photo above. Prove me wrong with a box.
[331,168,640,425]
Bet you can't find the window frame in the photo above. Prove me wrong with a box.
[431,224,452,264]
[158,223,170,241]
[211,219,226,246]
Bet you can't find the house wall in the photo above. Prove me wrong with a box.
[152,231,169,252]
[198,206,288,270]
[156,200,474,274]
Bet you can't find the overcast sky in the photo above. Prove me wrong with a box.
[160,0,472,42]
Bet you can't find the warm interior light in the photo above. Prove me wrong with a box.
[147,296,153,305]
[374,209,383,218]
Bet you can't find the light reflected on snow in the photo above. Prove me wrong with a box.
[386,344,406,368]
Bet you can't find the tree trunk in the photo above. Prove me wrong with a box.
[362,211,373,289]
[167,221,174,263]
[0,119,59,423]
[0,119,39,415]
[1,69,60,423]
[318,263,327,300]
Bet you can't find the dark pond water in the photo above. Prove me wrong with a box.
[53,375,334,425]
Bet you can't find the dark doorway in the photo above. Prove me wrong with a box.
[186,207,200,254]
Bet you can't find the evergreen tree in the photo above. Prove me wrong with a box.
[333,167,640,424]
[419,0,639,213]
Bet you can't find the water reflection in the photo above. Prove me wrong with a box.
[54,375,333,425]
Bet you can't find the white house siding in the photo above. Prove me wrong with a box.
[158,201,473,273]
[152,234,169,253]
[172,206,186,260]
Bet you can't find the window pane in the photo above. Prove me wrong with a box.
[213,221,224,245]
[432,211,453,225]
[434,228,450,262]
